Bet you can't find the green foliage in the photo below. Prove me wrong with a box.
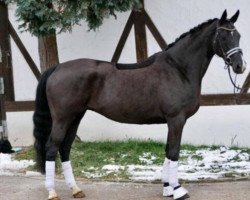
[5,0,141,36]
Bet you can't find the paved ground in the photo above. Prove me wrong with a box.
[0,176,249,200]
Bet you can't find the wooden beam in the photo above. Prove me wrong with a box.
[5,101,35,112]
[5,93,250,113]
[133,8,148,62]
[200,93,250,106]
[8,21,41,80]
[0,2,15,101]
[144,11,167,50]
[111,12,135,63]
[240,72,250,94]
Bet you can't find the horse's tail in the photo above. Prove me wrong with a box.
[33,66,57,173]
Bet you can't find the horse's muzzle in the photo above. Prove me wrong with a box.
[235,64,246,74]
[233,55,247,74]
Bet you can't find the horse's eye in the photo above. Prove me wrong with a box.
[220,35,227,41]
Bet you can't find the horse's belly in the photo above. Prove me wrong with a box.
[96,111,166,124]
[87,72,165,124]
[89,102,166,124]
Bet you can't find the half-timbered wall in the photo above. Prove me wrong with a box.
[3,0,250,146]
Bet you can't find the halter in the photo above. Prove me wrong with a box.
[214,26,242,65]
[213,25,244,91]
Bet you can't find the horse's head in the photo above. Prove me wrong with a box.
[213,10,246,74]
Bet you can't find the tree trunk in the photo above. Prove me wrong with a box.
[38,33,59,73]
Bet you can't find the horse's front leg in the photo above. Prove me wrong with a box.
[162,116,189,200]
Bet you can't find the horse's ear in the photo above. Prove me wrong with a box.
[219,9,227,24]
[230,10,240,23]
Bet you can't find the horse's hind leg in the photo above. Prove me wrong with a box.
[59,113,86,198]
[162,116,189,200]
[45,118,73,200]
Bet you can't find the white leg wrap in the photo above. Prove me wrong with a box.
[45,161,56,192]
[162,158,170,183]
[169,160,179,188]
[162,158,174,197]
[174,186,188,200]
[62,161,77,188]
[163,186,174,197]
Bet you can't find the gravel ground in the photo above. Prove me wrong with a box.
[0,176,249,200]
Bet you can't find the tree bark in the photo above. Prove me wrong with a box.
[38,33,59,73]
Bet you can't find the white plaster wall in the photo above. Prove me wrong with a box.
[6,0,250,147]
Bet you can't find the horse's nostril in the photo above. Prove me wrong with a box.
[236,64,245,73]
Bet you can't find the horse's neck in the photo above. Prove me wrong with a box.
[166,21,217,84]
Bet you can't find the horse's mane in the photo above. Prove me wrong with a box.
[115,18,218,70]
[165,18,218,51]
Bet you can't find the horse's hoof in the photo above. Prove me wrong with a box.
[175,193,190,200]
[48,197,60,200]
[48,189,60,200]
[73,191,86,198]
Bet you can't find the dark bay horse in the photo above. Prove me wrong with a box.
[33,10,246,200]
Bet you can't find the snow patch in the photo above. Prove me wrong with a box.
[127,165,162,181]
[25,171,42,177]
[1,147,249,182]
[0,153,35,176]
[102,165,125,172]
[81,148,250,181]
[139,152,157,165]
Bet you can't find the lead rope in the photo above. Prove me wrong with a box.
[225,64,241,103]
